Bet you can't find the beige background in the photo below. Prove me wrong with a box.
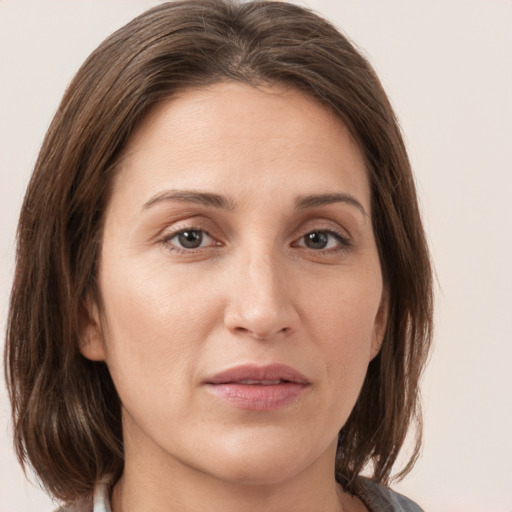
[1,1,511,510]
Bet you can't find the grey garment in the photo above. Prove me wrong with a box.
[56,477,423,512]
[353,477,424,511]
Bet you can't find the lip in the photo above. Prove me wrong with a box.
[204,364,310,411]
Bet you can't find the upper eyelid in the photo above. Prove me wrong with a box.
[294,219,352,241]
[162,225,210,236]
[162,226,216,243]
[159,218,217,238]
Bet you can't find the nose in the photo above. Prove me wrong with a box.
[223,249,299,340]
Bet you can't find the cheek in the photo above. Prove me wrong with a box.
[97,255,223,406]
[306,267,381,336]
[303,271,382,389]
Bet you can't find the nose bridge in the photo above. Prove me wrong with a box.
[246,247,281,304]
[226,240,297,339]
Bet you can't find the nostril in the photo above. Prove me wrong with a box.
[232,325,292,340]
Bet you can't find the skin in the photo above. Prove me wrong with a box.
[81,81,387,512]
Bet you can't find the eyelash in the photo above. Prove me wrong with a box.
[160,226,351,255]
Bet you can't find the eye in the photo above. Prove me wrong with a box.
[164,229,217,250]
[295,230,349,251]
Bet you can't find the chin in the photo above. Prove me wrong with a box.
[211,458,302,486]
[195,433,325,486]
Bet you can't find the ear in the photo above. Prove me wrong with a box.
[370,288,389,360]
[79,296,107,362]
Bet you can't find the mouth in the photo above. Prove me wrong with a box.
[204,364,310,411]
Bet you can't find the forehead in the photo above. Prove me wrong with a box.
[109,81,370,213]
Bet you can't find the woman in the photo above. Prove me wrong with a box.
[5,1,433,511]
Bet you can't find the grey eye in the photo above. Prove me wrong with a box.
[176,230,203,249]
[304,231,329,249]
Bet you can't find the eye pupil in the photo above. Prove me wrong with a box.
[305,231,328,249]
[178,230,203,249]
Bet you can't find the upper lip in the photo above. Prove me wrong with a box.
[205,364,309,385]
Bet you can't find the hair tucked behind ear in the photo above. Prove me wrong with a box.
[5,0,433,502]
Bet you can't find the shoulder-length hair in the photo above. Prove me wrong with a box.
[5,0,433,502]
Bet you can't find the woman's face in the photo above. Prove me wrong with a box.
[82,81,387,485]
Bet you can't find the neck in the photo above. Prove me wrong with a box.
[111,432,347,512]
[112,471,346,512]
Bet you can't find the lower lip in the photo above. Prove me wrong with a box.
[205,382,308,411]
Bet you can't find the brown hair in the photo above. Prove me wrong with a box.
[5,0,433,502]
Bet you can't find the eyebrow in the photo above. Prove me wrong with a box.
[143,190,235,210]
[295,193,368,217]
[142,189,367,216]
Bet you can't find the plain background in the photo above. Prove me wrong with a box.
[1,1,511,510]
